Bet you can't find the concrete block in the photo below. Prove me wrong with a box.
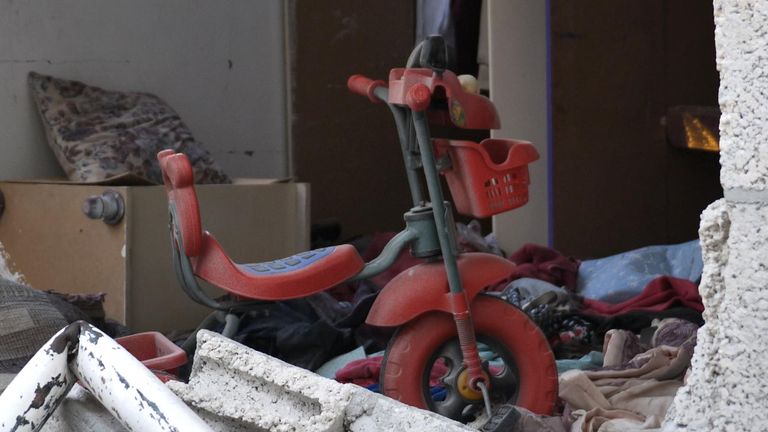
[715,0,768,192]
[665,200,768,431]
[168,330,474,432]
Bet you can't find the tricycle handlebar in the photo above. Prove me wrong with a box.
[347,74,387,103]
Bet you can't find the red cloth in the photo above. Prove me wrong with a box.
[336,356,383,387]
[581,276,704,315]
[335,355,450,387]
[508,243,581,291]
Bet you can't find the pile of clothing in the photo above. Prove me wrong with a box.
[507,240,703,431]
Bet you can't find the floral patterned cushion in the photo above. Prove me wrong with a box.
[28,72,231,184]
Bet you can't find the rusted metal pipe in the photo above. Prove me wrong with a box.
[0,322,212,432]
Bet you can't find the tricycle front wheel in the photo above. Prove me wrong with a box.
[379,294,557,422]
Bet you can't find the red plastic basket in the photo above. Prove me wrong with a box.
[436,138,540,218]
[116,331,187,382]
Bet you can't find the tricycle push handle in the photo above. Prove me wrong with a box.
[347,74,387,103]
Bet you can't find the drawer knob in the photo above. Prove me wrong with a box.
[82,190,124,225]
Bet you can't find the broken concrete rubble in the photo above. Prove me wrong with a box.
[168,330,474,432]
[36,329,474,431]
[0,241,25,284]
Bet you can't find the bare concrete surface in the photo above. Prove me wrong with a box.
[664,1,768,430]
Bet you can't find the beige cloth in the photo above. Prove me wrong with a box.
[602,329,645,367]
[570,407,663,432]
[559,345,689,432]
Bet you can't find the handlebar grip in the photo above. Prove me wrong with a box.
[347,74,386,103]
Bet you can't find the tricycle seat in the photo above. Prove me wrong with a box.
[240,246,351,275]
[220,245,365,299]
[190,233,365,300]
[190,234,365,302]
[158,149,365,302]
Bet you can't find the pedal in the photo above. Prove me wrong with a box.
[479,403,521,432]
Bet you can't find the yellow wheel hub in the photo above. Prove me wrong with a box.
[456,369,489,401]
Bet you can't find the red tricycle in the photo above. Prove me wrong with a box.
[158,36,557,422]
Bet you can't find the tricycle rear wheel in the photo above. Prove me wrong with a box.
[379,294,557,422]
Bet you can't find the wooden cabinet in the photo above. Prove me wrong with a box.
[0,181,308,333]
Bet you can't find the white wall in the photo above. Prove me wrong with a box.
[488,0,550,250]
[0,0,287,180]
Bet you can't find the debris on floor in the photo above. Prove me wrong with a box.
[0,231,707,431]
[0,241,26,284]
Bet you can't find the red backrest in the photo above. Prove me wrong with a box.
[157,150,203,257]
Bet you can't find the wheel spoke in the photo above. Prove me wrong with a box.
[488,362,519,403]
[433,340,464,366]
[432,390,471,420]
[430,340,461,392]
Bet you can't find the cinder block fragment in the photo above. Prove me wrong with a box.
[168,330,474,432]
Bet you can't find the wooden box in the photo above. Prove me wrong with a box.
[0,180,309,333]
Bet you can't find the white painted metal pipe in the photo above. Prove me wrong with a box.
[0,326,77,432]
[0,322,212,432]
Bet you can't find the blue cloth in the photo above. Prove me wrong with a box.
[431,386,447,401]
[556,351,604,374]
[577,240,703,303]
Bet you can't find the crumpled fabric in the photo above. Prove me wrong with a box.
[651,318,699,348]
[560,359,683,431]
[508,243,581,291]
[335,355,448,388]
[0,279,72,372]
[559,319,698,432]
[231,296,357,371]
[456,220,504,256]
[557,351,604,374]
[602,329,646,368]
[583,307,703,339]
[335,355,383,387]
[568,407,663,432]
[577,240,703,303]
[580,276,703,316]
[501,278,573,311]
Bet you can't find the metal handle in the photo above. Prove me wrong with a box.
[82,190,125,225]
